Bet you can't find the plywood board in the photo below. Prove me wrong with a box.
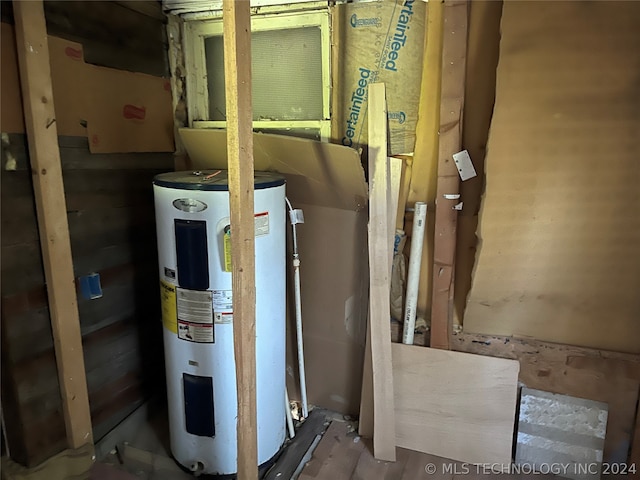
[392,343,519,465]
[464,1,640,353]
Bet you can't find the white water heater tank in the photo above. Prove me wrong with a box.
[153,170,286,476]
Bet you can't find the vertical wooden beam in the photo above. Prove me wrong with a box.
[368,83,396,462]
[358,157,402,440]
[406,0,445,323]
[222,1,258,479]
[12,0,93,450]
[430,1,468,350]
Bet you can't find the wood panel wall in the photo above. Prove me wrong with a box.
[1,1,169,77]
[1,135,173,466]
[0,1,172,467]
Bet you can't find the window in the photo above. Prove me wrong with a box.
[184,10,331,141]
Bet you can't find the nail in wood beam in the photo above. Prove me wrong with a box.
[222,1,258,478]
[12,0,93,450]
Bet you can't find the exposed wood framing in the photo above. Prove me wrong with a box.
[367,82,396,462]
[406,0,444,323]
[222,1,258,478]
[12,0,92,450]
[429,1,469,350]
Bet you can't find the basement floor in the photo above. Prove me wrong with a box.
[89,404,558,480]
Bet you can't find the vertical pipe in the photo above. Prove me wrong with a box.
[293,257,309,419]
[285,389,295,439]
[286,198,309,420]
[402,202,428,345]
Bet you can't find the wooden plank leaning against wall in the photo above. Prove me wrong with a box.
[12,0,93,452]
[367,83,396,462]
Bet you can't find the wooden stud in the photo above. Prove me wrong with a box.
[406,0,445,322]
[430,1,468,350]
[367,83,396,462]
[222,1,258,478]
[12,0,93,450]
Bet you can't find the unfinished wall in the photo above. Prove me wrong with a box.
[0,2,173,466]
[453,0,502,327]
[462,1,640,354]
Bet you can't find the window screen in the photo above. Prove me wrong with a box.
[205,27,324,122]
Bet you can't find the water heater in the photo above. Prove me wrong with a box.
[153,170,286,476]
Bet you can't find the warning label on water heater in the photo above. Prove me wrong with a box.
[254,212,269,236]
[213,289,233,324]
[160,280,177,334]
[176,288,214,343]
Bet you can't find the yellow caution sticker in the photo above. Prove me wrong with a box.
[223,225,232,272]
[160,280,177,333]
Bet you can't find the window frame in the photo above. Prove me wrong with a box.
[184,10,331,140]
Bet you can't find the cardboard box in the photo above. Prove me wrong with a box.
[180,128,369,414]
[0,22,174,153]
[49,36,89,137]
[1,24,89,136]
[331,0,426,155]
[86,66,174,154]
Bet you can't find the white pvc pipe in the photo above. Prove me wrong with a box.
[293,256,309,419]
[402,202,427,345]
[285,197,309,419]
[285,388,295,439]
